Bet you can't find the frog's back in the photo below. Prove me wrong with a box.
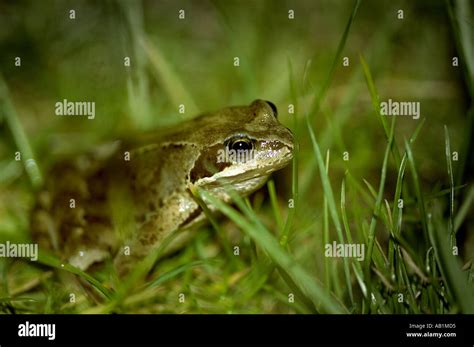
[31,143,124,269]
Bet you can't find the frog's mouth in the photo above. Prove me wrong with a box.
[197,174,270,200]
[196,144,293,188]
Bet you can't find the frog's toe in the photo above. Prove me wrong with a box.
[69,248,110,270]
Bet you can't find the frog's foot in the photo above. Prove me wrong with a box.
[68,248,110,270]
[30,191,60,251]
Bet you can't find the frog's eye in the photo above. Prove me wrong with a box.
[226,137,254,152]
[265,101,278,118]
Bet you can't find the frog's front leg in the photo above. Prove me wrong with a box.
[113,192,201,276]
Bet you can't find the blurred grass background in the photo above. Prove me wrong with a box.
[0,0,473,313]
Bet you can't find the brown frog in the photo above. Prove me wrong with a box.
[31,100,294,273]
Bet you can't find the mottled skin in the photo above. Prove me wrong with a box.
[31,100,294,274]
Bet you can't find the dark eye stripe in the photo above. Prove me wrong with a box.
[189,144,231,183]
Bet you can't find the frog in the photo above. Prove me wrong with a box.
[31,99,294,274]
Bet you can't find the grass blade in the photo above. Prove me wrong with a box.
[404,140,429,245]
[37,252,113,300]
[267,179,284,232]
[305,115,352,305]
[454,185,474,232]
[141,37,199,115]
[428,207,474,313]
[148,260,210,288]
[308,0,361,121]
[0,75,43,189]
[360,54,401,167]
[197,188,347,313]
[364,117,395,293]
[444,125,455,248]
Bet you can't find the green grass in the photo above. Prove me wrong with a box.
[0,0,473,314]
[0,75,43,189]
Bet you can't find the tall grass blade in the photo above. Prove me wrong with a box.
[364,117,395,294]
[198,188,347,313]
[308,0,361,122]
[0,76,43,189]
[305,116,352,305]
[428,208,474,313]
[444,125,456,248]
[141,37,199,115]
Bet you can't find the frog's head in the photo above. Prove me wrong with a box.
[186,99,294,198]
